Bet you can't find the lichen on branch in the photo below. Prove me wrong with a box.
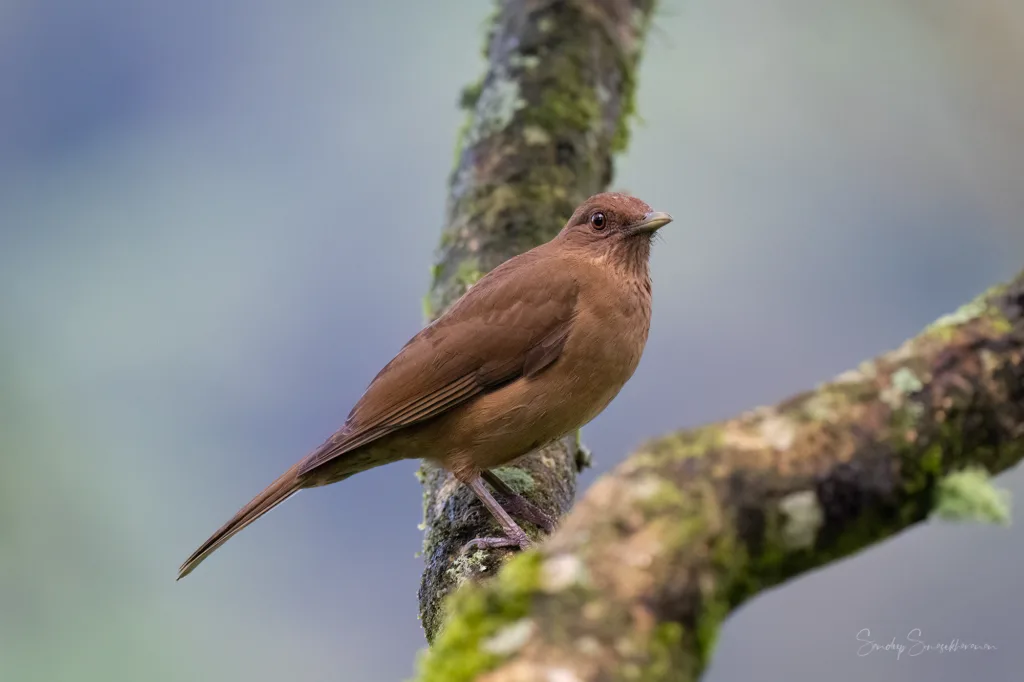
[415,272,1024,681]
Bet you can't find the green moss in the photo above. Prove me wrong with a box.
[423,262,446,322]
[926,300,987,340]
[630,426,720,471]
[442,165,573,266]
[924,283,1011,341]
[694,595,726,669]
[525,81,600,136]
[646,622,687,681]
[657,425,724,461]
[415,551,543,682]
[919,444,943,484]
[713,510,777,608]
[992,317,1014,334]
[480,0,501,58]
[513,2,653,153]
[895,444,940,524]
[984,282,1010,301]
[689,529,751,674]
[932,466,1011,525]
[445,549,490,587]
[452,113,474,167]
[635,478,689,514]
[717,476,905,623]
[892,388,1018,528]
[612,62,638,153]
[455,259,485,287]
[611,6,658,154]
[519,39,601,137]
[459,79,484,110]
[421,294,435,322]
[491,466,536,494]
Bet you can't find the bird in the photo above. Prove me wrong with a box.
[177,192,671,580]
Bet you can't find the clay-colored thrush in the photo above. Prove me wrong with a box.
[178,192,671,579]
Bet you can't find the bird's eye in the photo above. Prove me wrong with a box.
[590,212,605,230]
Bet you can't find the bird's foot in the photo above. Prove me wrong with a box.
[496,493,558,534]
[480,470,559,534]
[461,531,532,555]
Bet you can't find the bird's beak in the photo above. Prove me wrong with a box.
[629,211,673,235]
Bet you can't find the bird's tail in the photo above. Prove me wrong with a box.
[177,462,303,580]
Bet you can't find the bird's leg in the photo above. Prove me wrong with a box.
[460,474,533,553]
[481,470,557,534]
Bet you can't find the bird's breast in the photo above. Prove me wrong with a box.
[560,276,651,418]
[464,269,652,458]
[417,265,653,474]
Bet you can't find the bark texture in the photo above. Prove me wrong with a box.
[414,273,1024,681]
[417,0,659,642]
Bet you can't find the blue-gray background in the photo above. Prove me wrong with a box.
[2,1,1023,681]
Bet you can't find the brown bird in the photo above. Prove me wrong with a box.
[177,192,671,580]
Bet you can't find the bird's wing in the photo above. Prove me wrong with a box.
[296,250,579,477]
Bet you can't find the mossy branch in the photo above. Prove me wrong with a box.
[416,274,1024,680]
[417,0,659,642]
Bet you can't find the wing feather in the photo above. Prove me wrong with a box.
[296,250,578,477]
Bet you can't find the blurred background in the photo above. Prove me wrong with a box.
[2,1,1023,680]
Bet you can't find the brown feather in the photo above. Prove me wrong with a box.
[177,462,304,580]
[295,248,579,478]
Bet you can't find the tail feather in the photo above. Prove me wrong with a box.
[177,463,303,580]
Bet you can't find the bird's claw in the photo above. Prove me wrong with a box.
[499,494,558,534]
[460,534,532,554]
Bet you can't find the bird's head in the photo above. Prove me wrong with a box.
[557,192,672,271]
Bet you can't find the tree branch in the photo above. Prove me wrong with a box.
[414,273,1024,681]
[417,0,658,642]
